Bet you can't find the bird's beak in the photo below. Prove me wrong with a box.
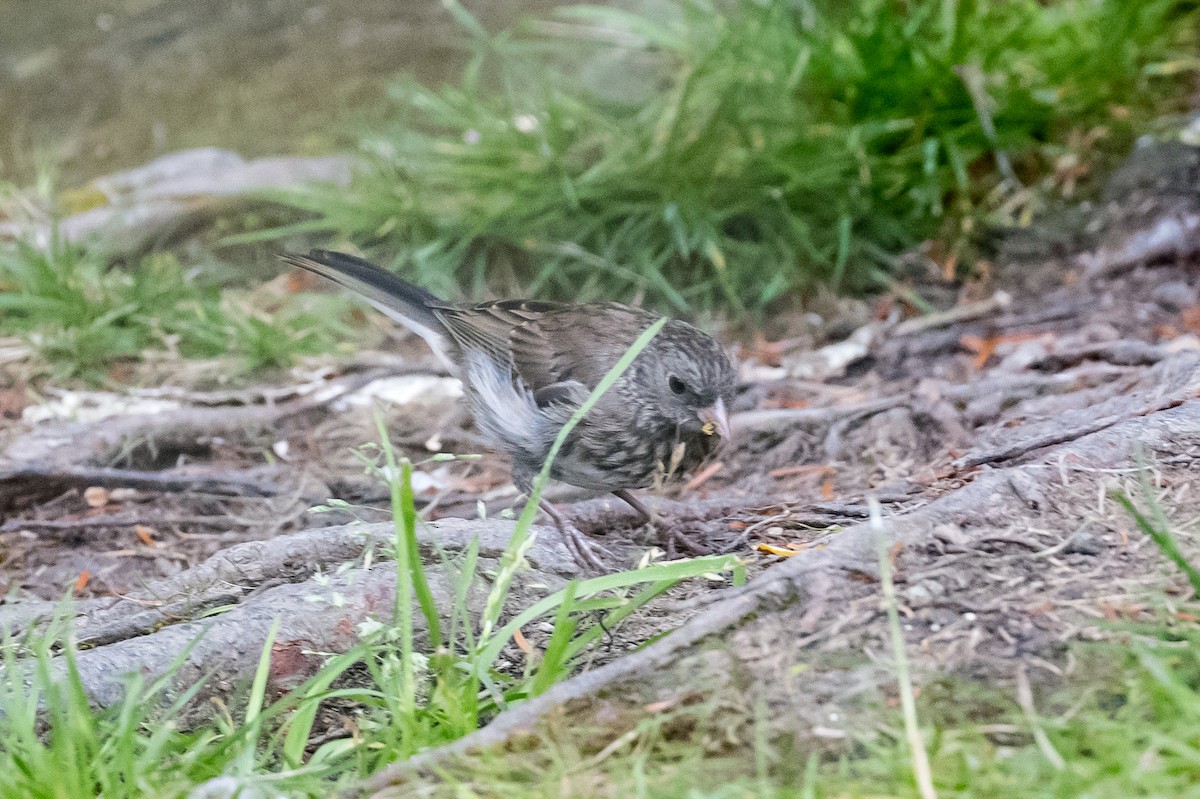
[698,398,732,441]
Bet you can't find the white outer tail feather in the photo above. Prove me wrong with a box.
[366,301,459,374]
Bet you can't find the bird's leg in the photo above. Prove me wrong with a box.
[612,489,713,558]
[538,499,606,572]
[612,489,653,524]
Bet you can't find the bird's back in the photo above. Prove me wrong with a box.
[434,300,660,394]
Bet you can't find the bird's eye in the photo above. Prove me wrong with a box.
[668,375,687,395]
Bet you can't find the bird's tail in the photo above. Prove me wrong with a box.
[281,249,456,369]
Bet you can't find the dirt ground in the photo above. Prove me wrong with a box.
[3,138,1200,793]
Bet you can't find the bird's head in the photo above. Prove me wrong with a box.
[639,320,737,442]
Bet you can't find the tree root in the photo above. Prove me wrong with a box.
[11,519,575,649]
[0,370,384,507]
[11,517,579,724]
[360,387,1200,796]
[953,351,1200,470]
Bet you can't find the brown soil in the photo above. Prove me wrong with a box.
[2,138,1200,795]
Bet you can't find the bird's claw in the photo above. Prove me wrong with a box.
[662,528,714,560]
[538,499,608,572]
[559,521,607,572]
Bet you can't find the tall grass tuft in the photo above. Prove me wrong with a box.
[268,0,1199,316]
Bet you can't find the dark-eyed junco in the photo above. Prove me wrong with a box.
[282,250,736,568]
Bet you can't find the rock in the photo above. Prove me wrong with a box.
[1152,280,1198,311]
[1065,531,1104,556]
[901,579,946,606]
[931,523,968,547]
[0,148,357,253]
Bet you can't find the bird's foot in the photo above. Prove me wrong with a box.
[539,499,607,572]
[561,521,608,572]
[661,527,716,560]
[610,489,714,560]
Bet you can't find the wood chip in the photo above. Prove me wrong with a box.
[84,486,110,508]
[134,524,157,547]
[768,464,833,479]
[512,627,533,655]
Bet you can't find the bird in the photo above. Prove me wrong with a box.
[281,249,737,568]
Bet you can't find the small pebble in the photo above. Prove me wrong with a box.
[932,523,968,546]
[83,486,109,508]
[1065,531,1104,556]
[1153,280,1197,311]
[901,579,946,605]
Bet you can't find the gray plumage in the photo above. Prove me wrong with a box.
[282,250,737,542]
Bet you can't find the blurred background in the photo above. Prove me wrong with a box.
[0,0,558,186]
[1,0,1198,381]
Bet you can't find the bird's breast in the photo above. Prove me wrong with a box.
[550,418,715,491]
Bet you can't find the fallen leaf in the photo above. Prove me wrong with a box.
[763,396,810,410]
[286,269,324,294]
[941,252,958,282]
[134,524,157,547]
[1181,306,1200,335]
[959,334,997,371]
[84,486,109,508]
[820,477,836,500]
[756,543,798,557]
[0,386,27,419]
[745,334,807,367]
[960,331,1045,370]
[873,294,895,321]
[107,362,134,383]
[73,570,91,593]
[512,628,533,655]
[1155,324,1180,341]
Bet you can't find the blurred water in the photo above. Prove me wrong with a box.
[0,0,554,187]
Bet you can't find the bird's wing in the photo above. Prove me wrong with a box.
[435,301,659,392]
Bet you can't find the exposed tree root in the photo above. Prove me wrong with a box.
[0,370,384,513]
[11,519,574,648]
[16,518,575,718]
[360,386,1200,796]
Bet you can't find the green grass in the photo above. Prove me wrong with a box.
[0,233,357,382]
[267,0,1199,317]
[383,480,1200,799]
[4,459,1199,799]
[394,623,1200,799]
[4,446,1200,799]
[0,324,742,796]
